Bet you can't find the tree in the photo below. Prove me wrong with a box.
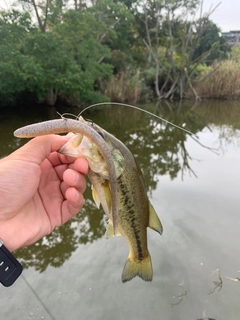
[193,19,230,65]
[0,0,229,105]
[0,9,39,104]
[141,0,222,100]
[0,2,117,105]
[52,9,113,103]
[18,0,67,32]
[0,0,137,106]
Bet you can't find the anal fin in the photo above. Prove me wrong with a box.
[148,201,163,235]
[92,185,101,209]
[105,220,122,238]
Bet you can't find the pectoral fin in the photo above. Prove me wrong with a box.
[89,172,112,217]
[148,201,163,235]
[105,220,122,238]
[92,185,101,208]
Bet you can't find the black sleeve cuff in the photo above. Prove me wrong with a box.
[0,239,23,287]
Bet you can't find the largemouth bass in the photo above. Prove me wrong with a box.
[14,117,163,282]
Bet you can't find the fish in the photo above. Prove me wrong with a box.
[56,117,163,282]
[14,116,163,282]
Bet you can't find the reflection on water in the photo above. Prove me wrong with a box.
[171,286,187,307]
[208,269,223,295]
[15,198,106,272]
[1,100,240,320]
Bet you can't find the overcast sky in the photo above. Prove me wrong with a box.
[0,0,239,32]
[202,0,240,32]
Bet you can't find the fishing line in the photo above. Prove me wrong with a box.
[21,274,56,320]
[78,102,195,136]
[78,102,231,154]
[57,111,78,120]
[57,102,226,155]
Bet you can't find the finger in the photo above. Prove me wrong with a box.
[11,135,70,165]
[73,158,89,175]
[60,188,85,224]
[63,169,87,194]
[50,162,69,180]
[47,151,75,167]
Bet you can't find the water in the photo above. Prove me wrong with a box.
[0,101,240,320]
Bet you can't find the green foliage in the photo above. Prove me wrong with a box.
[23,32,87,99]
[0,0,236,106]
[0,9,33,32]
[192,63,209,78]
[0,4,115,106]
[193,19,230,65]
[230,44,240,62]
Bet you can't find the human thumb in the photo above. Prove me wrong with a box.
[10,135,69,164]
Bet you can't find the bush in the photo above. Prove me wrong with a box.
[193,60,240,99]
[99,69,142,103]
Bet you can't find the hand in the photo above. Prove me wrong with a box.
[0,135,88,252]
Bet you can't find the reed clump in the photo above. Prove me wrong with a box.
[194,60,240,99]
[100,69,142,104]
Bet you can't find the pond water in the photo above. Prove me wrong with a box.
[0,101,240,320]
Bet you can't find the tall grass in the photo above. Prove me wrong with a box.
[194,60,240,99]
[100,69,142,103]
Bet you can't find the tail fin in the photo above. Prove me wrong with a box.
[121,254,153,283]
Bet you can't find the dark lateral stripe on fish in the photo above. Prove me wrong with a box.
[118,176,144,261]
[131,223,143,261]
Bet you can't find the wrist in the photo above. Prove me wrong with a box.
[0,231,17,252]
[0,222,24,252]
